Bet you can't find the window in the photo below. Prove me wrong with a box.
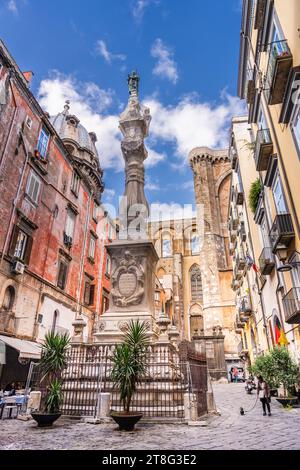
[57,259,69,290]
[257,107,268,130]
[89,234,96,260]
[93,202,99,222]
[292,105,300,156]
[191,232,200,255]
[51,310,59,334]
[162,234,172,258]
[65,209,76,240]
[25,116,32,129]
[9,224,33,264]
[37,126,50,159]
[26,171,41,205]
[105,256,111,276]
[190,265,203,303]
[84,280,95,306]
[71,172,80,196]
[269,10,285,45]
[259,215,270,248]
[272,173,287,214]
[2,286,15,311]
[102,290,110,313]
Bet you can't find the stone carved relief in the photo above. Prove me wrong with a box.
[98,321,106,332]
[118,321,129,332]
[111,251,145,307]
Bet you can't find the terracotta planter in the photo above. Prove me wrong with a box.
[111,411,143,431]
[31,412,61,427]
[275,397,298,408]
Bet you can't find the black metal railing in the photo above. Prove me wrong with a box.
[265,40,292,105]
[269,213,295,252]
[282,288,300,324]
[258,247,275,275]
[49,343,209,419]
[255,128,273,171]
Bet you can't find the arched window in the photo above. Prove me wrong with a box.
[51,310,59,334]
[190,265,203,303]
[162,234,172,258]
[2,286,15,311]
[191,231,200,255]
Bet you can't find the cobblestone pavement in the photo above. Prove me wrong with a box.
[0,383,299,450]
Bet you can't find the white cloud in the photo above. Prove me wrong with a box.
[7,0,18,14]
[38,72,123,170]
[37,72,165,171]
[145,177,160,191]
[103,188,116,200]
[131,0,158,22]
[151,39,178,84]
[95,40,126,64]
[144,93,246,162]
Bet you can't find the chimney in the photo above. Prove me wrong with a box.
[22,71,34,87]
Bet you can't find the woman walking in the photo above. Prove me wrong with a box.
[257,376,271,416]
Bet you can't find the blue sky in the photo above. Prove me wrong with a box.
[0,0,245,216]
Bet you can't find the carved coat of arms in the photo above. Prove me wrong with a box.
[111,250,145,307]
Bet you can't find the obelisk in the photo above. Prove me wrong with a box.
[94,71,158,343]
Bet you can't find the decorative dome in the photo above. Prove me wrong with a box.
[50,101,98,158]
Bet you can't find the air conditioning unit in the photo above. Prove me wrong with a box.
[11,260,25,275]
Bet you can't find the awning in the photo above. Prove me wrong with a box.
[0,335,41,361]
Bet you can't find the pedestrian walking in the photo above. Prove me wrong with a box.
[257,376,271,416]
[232,367,239,383]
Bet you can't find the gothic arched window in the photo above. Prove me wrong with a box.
[2,286,15,311]
[190,265,203,303]
[162,233,172,258]
[191,231,200,255]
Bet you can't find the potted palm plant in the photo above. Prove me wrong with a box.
[31,332,70,427]
[110,320,149,431]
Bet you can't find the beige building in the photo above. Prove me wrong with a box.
[233,0,300,365]
[148,147,241,380]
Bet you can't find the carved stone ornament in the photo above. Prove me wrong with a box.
[118,321,129,332]
[98,321,106,332]
[111,250,145,307]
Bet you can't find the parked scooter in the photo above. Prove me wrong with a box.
[245,377,256,394]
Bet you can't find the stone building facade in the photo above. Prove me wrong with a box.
[0,41,114,386]
[148,148,241,379]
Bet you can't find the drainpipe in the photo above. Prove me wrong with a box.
[0,70,19,172]
[0,131,29,268]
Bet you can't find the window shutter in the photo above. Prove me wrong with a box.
[9,225,20,258]
[84,282,91,305]
[58,261,68,290]
[24,235,33,266]
[89,284,95,306]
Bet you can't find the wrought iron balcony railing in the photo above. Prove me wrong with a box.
[258,247,275,275]
[244,68,255,104]
[254,128,273,171]
[265,40,293,105]
[282,288,300,324]
[269,213,295,253]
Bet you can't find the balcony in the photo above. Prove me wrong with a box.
[254,129,273,171]
[234,264,243,281]
[269,214,295,253]
[259,247,275,275]
[238,222,246,242]
[236,190,244,206]
[229,241,236,256]
[254,0,266,30]
[244,69,255,104]
[0,311,16,335]
[239,295,252,315]
[235,315,245,329]
[236,253,246,272]
[282,288,300,324]
[265,40,293,105]
[231,279,241,291]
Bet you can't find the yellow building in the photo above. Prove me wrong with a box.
[233,0,300,366]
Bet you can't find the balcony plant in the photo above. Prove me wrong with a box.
[31,332,70,427]
[110,320,149,431]
[249,179,262,214]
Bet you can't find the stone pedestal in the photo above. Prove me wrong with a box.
[94,239,158,343]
